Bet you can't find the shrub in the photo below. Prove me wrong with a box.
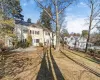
[97,51,100,54]
[64,41,67,45]
[24,41,29,47]
[0,40,4,48]
[39,43,43,47]
[0,43,3,49]
[88,49,95,53]
[16,41,22,48]
[17,41,29,48]
[1,46,8,51]
[16,34,32,48]
[27,34,32,46]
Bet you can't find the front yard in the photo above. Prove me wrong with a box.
[0,47,100,80]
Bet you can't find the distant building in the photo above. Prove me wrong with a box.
[64,36,93,49]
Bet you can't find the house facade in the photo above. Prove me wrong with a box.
[64,36,79,48]
[5,20,56,47]
[64,36,93,49]
[28,24,56,46]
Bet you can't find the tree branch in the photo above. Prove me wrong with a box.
[91,20,100,30]
[58,2,73,14]
[51,0,56,6]
[34,0,56,22]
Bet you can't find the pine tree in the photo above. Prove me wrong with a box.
[0,0,23,20]
[40,6,52,30]
[0,0,23,39]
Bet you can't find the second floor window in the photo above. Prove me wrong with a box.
[35,31,39,35]
[29,30,39,35]
[45,32,49,35]
[37,31,39,35]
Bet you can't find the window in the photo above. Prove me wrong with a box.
[45,32,49,35]
[23,30,28,33]
[33,30,34,34]
[65,38,67,40]
[36,39,39,43]
[45,32,47,35]
[30,30,31,34]
[35,31,39,35]
[37,31,39,35]
[35,31,37,34]
[71,38,73,40]
[24,39,26,42]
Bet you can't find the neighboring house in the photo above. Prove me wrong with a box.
[6,20,56,47]
[64,36,78,48]
[64,36,93,49]
[76,37,87,49]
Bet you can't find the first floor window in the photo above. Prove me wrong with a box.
[30,30,31,34]
[36,39,39,43]
[37,31,39,35]
[35,31,39,35]
[65,38,67,40]
[33,30,34,34]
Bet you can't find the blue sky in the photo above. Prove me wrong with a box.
[20,0,91,33]
[20,0,40,22]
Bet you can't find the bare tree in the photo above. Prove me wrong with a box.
[85,0,100,52]
[34,0,76,51]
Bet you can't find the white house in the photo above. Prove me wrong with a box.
[5,20,56,47]
[29,24,56,46]
[77,37,87,49]
[64,36,93,49]
[64,36,79,48]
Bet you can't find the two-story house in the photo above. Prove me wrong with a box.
[5,20,56,47]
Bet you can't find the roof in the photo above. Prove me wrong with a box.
[31,24,43,29]
[15,20,52,32]
[43,27,52,32]
[31,24,52,32]
[15,20,33,26]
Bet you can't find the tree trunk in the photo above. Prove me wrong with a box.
[1,1,4,20]
[52,32,54,48]
[55,4,60,51]
[85,4,93,53]
[85,27,91,53]
[43,30,45,46]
